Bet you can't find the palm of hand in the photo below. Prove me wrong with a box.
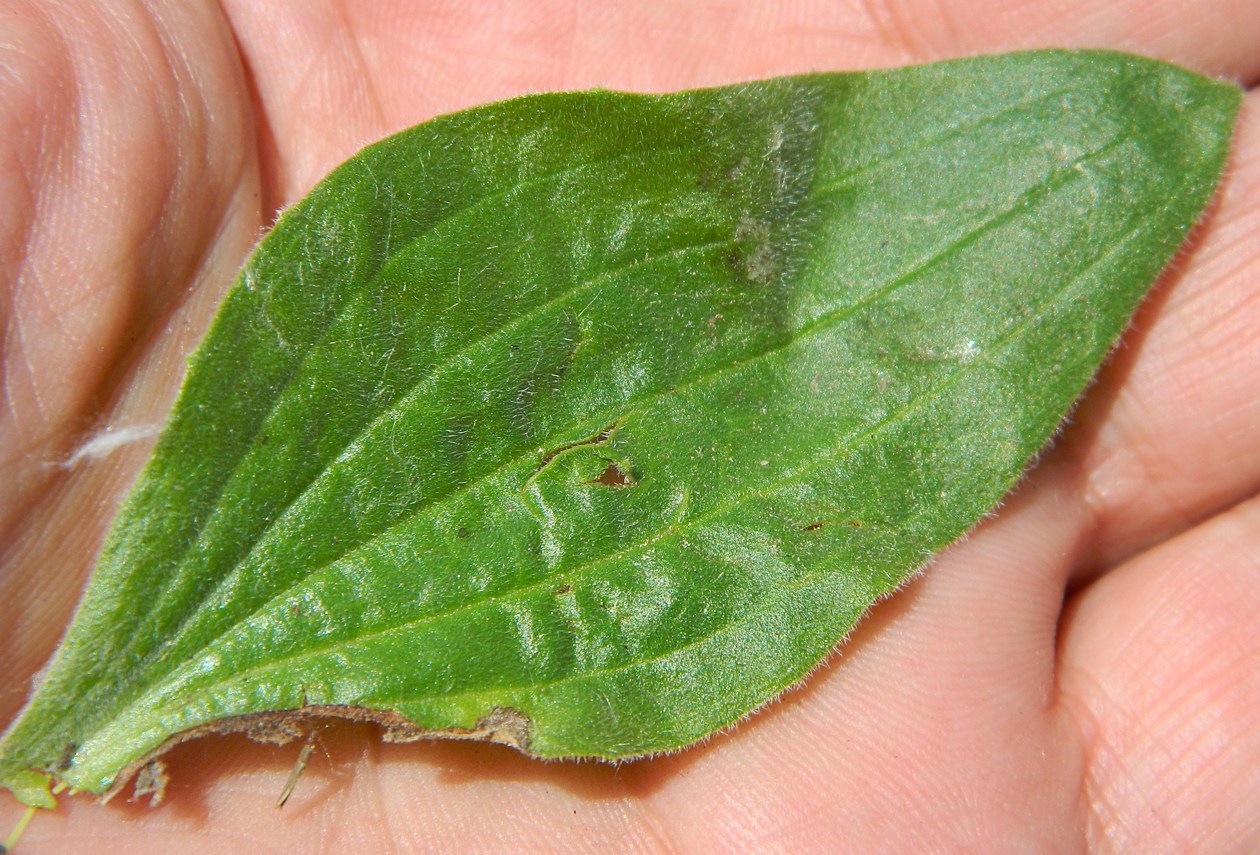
[1,2,1257,852]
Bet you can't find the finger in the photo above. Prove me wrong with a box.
[645,461,1090,850]
[0,0,257,526]
[221,0,1260,207]
[1061,93,1260,573]
[859,0,1260,83]
[1056,493,1260,852]
[0,0,260,724]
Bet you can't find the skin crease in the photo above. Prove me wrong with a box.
[0,0,1258,851]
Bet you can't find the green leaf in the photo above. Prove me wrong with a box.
[0,49,1239,806]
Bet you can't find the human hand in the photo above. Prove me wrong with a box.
[2,1,1257,851]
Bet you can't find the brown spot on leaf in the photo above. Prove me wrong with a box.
[802,519,863,532]
[527,419,620,486]
[103,703,535,805]
[55,742,77,772]
[589,462,634,488]
[132,759,169,807]
[732,215,778,286]
[707,313,725,341]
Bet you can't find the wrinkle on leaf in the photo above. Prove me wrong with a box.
[526,419,622,487]
[0,50,1240,807]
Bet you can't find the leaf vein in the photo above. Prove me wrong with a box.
[133,140,1141,719]
[367,211,1156,708]
[120,135,709,665]
[152,233,734,655]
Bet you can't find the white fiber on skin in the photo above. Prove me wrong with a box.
[63,423,163,468]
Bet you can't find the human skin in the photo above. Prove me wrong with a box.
[0,1,1258,852]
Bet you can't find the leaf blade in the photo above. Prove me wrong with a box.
[0,49,1239,802]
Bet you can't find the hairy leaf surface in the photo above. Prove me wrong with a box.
[0,49,1239,807]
